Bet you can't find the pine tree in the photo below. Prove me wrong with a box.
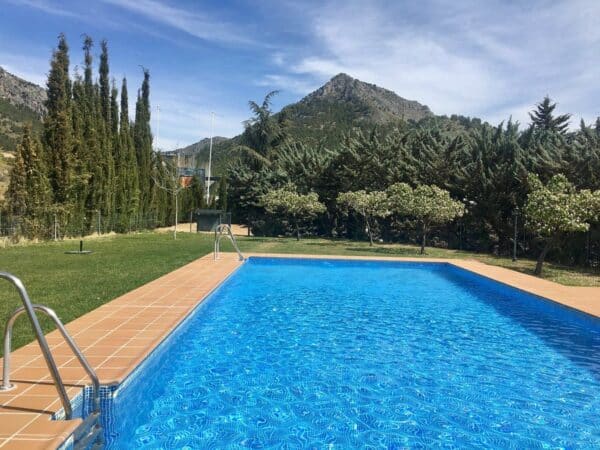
[529,96,571,134]
[43,33,73,204]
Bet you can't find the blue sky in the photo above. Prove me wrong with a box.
[1,0,599,150]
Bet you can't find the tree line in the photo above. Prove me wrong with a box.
[3,34,212,237]
[228,93,600,274]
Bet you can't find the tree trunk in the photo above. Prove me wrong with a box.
[534,240,552,276]
[295,219,300,241]
[420,223,427,255]
[366,215,373,246]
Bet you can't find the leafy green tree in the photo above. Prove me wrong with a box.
[236,90,286,167]
[524,174,599,276]
[337,190,389,245]
[388,183,464,254]
[228,91,289,232]
[529,96,571,134]
[262,186,325,240]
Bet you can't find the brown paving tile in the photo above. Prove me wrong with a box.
[19,416,80,437]
[0,413,36,437]
[1,438,58,450]
[99,357,137,369]
[11,368,51,382]
[25,355,73,369]
[5,396,60,414]
[113,347,146,358]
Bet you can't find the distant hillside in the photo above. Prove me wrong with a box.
[176,73,434,171]
[165,136,230,169]
[0,67,45,151]
[281,73,432,145]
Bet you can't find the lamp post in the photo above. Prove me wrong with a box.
[206,111,215,205]
[512,206,520,262]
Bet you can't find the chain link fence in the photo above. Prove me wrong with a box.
[0,209,186,245]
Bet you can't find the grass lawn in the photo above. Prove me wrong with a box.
[0,231,598,355]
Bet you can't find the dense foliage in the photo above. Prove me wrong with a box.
[229,92,600,270]
[524,174,600,274]
[262,186,325,240]
[3,35,190,238]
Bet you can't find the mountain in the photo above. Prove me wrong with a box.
[283,72,432,130]
[165,136,229,169]
[0,67,46,151]
[175,73,433,171]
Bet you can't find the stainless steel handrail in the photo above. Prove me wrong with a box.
[2,305,101,414]
[0,272,100,420]
[0,272,73,418]
[214,224,244,261]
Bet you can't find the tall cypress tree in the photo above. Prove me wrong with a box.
[133,69,153,220]
[97,41,115,227]
[6,135,27,217]
[7,125,51,237]
[80,36,103,226]
[115,77,140,230]
[43,33,73,204]
[70,73,91,231]
[99,40,111,127]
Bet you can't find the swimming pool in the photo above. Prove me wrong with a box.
[100,257,600,448]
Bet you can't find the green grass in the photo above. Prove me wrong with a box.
[1,232,598,356]
[0,232,214,355]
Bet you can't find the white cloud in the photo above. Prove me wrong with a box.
[0,52,49,86]
[274,0,600,125]
[256,74,319,95]
[150,96,247,151]
[6,0,82,18]
[101,0,259,47]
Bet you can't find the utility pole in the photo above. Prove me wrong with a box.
[156,104,160,151]
[512,206,519,262]
[206,111,215,205]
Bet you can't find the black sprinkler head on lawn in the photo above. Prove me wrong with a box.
[64,239,93,255]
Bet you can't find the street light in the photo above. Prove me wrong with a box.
[512,206,520,262]
[206,111,215,205]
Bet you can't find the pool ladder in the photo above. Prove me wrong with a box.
[0,272,103,449]
[214,224,245,261]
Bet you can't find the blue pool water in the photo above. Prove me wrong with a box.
[102,258,600,448]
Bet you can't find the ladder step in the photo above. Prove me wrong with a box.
[73,411,100,440]
[74,423,103,450]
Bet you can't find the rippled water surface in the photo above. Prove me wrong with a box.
[103,258,600,449]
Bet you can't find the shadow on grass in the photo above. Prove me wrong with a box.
[303,241,338,247]
[344,246,423,256]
